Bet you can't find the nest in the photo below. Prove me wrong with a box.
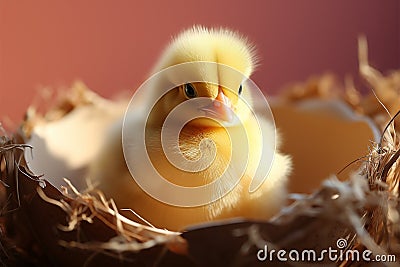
[1,39,399,266]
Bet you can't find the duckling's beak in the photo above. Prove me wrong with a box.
[200,88,234,122]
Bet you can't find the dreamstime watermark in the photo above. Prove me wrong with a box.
[122,62,276,207]
[256,238,397,263]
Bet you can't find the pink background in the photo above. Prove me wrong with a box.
[1,0,399,125]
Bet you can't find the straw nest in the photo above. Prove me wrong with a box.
[0,38,399,266]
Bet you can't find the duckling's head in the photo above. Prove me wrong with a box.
[149,26,258,128]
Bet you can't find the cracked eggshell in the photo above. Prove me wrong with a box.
[268,98,379,194]
[24,93,128,190]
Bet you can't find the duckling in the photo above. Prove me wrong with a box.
[89,26,292,231]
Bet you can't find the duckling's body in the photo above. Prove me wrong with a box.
[89,26,292,231]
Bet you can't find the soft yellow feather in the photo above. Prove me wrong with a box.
[89,26,291,231]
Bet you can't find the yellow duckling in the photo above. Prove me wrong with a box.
[89,26,292,231]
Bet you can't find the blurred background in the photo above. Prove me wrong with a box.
[0,0,399,125]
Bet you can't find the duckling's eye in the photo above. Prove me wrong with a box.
[184,83,197,98]
[238,84,243,95]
